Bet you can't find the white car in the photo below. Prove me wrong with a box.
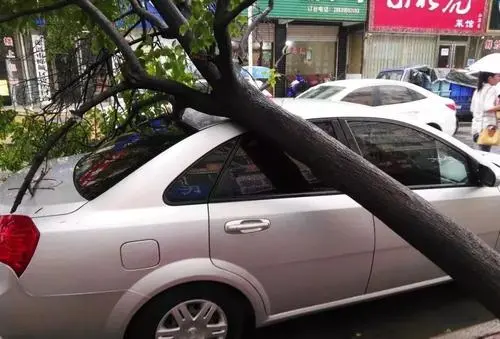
[296,79,458,136]
[1,100,500,339]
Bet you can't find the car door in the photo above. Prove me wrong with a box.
[375,85,424,117]
[208,121,375,315]
[342,118,500,293]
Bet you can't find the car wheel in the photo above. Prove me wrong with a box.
[125,283,252,339]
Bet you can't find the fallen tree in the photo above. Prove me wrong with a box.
[1,0,500,319]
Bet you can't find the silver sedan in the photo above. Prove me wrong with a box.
[1,99,500,339]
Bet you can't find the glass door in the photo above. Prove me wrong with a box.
[437,43,468,68]
[438,45,451,67]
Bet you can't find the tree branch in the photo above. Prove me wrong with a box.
[150,0,221,84]
[73,83,130,117]
[129,0,168,31]
[225,0,257,25]
[239,0,274,58]
[9,82,131,214]
[0,0,72,23]
[214,0,235,78]
[9,119,77,214]
[118,93,174,133]
[132,76,223,116]
[259,51,291,91]
[76,0,145,76]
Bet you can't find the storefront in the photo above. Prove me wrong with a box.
[481,0,500,57]
[252,0,367,96]
[366,0,489,78]
[285,24,339,83]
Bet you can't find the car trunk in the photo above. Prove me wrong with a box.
[0,154,88,217]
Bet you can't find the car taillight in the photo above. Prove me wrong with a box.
[446,103,457,111]
[0,215,39,276]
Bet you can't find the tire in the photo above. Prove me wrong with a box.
[125,283,252,339]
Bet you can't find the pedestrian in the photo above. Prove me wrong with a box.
[471,72,500,152]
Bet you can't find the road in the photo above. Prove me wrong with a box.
[256,123,496,339]
[455,122,500,154]
[255,284,493,339]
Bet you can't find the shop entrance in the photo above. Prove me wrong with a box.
[285,25,338,87]
[437,43,467,68]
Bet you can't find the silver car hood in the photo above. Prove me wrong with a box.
[0,154,87,217]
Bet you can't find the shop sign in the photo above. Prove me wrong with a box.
[3,37,13,47]
[31,34,51,102]
[482,36,500,56]
[256,0,367,21]
[369,0,489,34]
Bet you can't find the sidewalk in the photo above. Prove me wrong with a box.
[432,320,500,339]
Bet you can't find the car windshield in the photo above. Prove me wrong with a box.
[74,110,225,200]
[298,85,345,99]
[377,70,404,80]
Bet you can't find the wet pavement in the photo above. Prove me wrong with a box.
[255,283,494,339]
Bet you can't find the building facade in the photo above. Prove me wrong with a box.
[364,0,490,78]
[249,0,368,96]
[480,0,500,56]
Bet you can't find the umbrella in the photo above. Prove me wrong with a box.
[242,66,272,80]
[469,53,500,74]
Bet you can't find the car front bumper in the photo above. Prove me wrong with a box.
[0,264,124,339]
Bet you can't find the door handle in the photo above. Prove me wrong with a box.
[224,219,271,234]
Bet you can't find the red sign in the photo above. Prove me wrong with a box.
[2,37,13,47]
[369,0,489,34]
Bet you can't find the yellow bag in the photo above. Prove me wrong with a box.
[477,126,500,146]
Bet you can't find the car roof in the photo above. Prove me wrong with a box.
[379,65,428,72]
[185,96,440,131]
[276,97,424,120]
[318,79,411,88]
[310,79,437,96]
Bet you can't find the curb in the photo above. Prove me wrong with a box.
[431,320,500,339]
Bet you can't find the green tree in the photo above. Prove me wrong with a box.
[1,0,500,324]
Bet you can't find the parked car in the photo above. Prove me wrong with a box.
[296,79,458,136]
[2,100,500,339]
[378,66,478,121]
[376,65,438,88]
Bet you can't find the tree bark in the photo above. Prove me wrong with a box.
[212,77,500,318]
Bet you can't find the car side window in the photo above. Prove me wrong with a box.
[212,134,337,200]
[347,120,472,187]
[165,139,237,204]
[342,87,377,106]
[378,85,417,105]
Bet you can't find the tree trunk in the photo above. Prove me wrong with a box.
[213,78,500,317]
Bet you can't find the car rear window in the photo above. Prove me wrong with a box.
[376,70,404,80]
[298,85,345,99]
[74,110,223,200]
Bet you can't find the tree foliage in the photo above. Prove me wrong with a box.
[0,0,262,172]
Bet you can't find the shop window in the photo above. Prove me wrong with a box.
[286,41,337,86]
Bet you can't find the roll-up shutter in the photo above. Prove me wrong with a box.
[287,25,338,42]
[253,23,275,43]
[363,34,437,78]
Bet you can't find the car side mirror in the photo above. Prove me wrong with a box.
[478,164,499,187]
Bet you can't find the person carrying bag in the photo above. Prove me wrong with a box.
[471,72,500,152]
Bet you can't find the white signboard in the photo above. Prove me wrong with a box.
[31,34,51,102]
